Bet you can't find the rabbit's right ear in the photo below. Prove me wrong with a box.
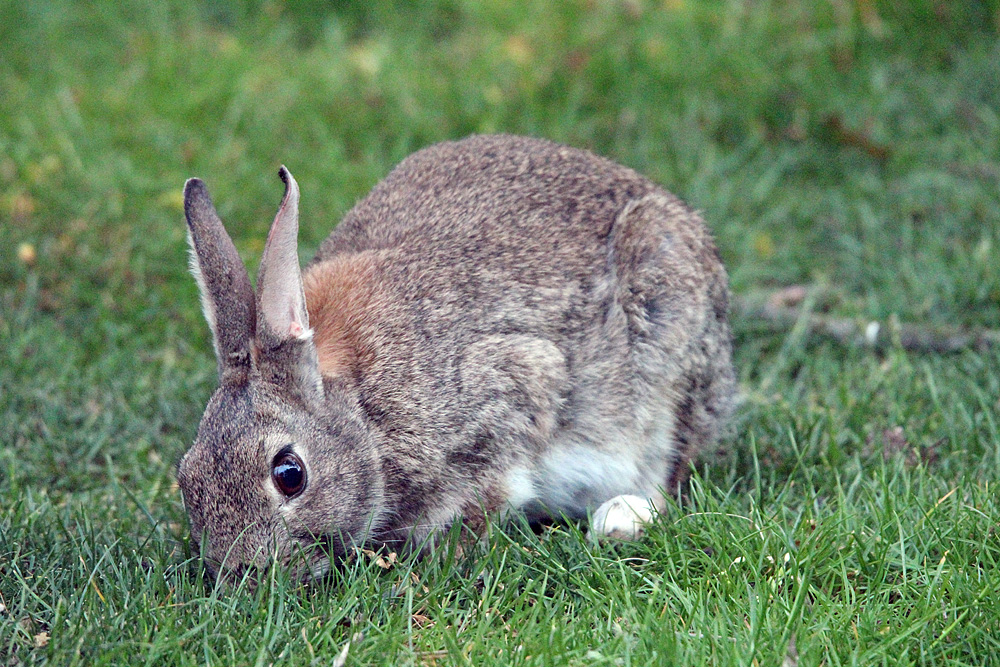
[255,166,309,347]
[184,178,256,379]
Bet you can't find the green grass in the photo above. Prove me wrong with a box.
[2,0,1000,664]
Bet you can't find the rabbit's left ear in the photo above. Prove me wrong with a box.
[256,166,311,348]
[184,177,257,380]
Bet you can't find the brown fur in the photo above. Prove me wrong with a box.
[303,252,381,378]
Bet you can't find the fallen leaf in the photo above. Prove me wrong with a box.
[34,631,50,648]
[361,549,397,569]
[411,613,434,628]
[17,242,37,266]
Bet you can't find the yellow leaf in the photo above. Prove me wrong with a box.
[17,242,37,266]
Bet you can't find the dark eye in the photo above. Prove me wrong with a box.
[272,451,306,498]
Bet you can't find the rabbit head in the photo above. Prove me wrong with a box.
[176,168,383,582]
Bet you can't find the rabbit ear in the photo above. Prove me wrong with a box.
[254,166,324,400]
[184,178,256,378]
[256,166,311,347]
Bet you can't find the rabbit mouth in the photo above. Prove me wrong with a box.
[204,560,266,591]
[205,550,334,589]
[295,554,334,583]
[281,533,346,583]
[199,534,346,587]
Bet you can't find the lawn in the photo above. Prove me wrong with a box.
[2,0,999,665]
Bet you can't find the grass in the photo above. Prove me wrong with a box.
[2,0,999,664]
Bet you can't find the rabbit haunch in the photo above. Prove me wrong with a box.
[307,255,675,522]
[306,257,683,527]
[178,134,735,579]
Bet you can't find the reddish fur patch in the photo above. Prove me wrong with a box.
[303,253,379,378]
[459,483,506,537]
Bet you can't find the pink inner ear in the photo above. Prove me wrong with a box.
[288,302,310,339]
[288,303,302,338]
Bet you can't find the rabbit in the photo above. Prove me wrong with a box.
[176,134,736,582]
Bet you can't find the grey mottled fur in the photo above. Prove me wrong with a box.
[177,134,735,581]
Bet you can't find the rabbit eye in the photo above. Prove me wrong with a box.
[272,451,306,498]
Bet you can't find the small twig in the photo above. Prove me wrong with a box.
[734,291,1000,353]
[823,114,892,161]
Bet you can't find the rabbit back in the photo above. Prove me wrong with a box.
[303,135,735,535]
